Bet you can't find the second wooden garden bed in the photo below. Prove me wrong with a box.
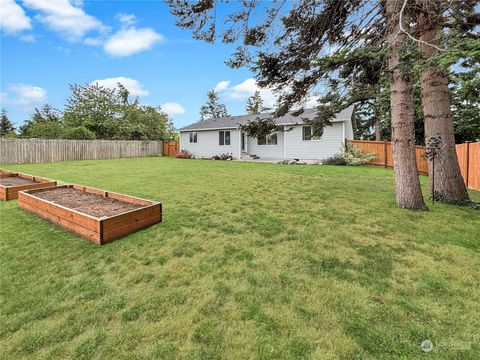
[18,185,162,244]
[0,172,57,201]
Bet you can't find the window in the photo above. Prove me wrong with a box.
[219,130,230,146]
[189,132,197,143]
[302,126,320,140]
[258,132,277,145]
[267,133,277,145]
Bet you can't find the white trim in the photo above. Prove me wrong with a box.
[238,131,242,158]
[179,127,238,132]
[342,122,345,145]
[283,127,287,159]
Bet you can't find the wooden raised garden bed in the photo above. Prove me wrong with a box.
[18,185,162,245]
[0,172,57,201]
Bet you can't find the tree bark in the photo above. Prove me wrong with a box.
[385,0,427,210]
[373,104,382,141]
[416,1,469,202]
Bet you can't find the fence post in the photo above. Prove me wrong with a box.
[384,141,388,168]
[465,141,470,188]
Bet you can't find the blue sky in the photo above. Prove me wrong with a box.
[0,0,283,129]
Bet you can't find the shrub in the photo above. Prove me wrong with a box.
[175,150,193,159]
[62,126,96,140]
[323,154,348,165]
[213,153,233,160]
[323,144,376,166]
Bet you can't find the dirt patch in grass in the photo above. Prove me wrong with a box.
[0,177,37,187]
[33,187,144,218]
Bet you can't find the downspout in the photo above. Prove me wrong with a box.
[342,122,346,146]
[283,126,287,159]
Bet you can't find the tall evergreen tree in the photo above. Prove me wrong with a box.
[415,0,475,202]
[245,91,269,114]
[0,108,15,136]
[199,89,229,120]
[450,67,480,143]
[385,0,426,210]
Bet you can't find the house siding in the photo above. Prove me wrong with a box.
[180,129,241,158]
[179,118,353,160]
[344,117,354,139]
[284,122,346,160]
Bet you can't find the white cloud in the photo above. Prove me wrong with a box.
[104,27,164,57]
[213,81,230,92]
[161,102,186,117]
[117,13,136,27]
[217,78,278,108]
[90,77,149,97]
[3,84,47,106]
[23,0,106,41]
[0,0,32,33]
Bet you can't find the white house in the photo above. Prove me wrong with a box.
[178,106,354,161]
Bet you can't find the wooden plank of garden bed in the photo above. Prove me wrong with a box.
[19,200,102,244]
[19,190,100,231]
[0,173,57,201]
[100,204,162,243]
[101,204,161,232]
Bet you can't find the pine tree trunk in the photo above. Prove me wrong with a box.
[374,104,382,141]
[417,2,469,202]
[385,0,427,210]
[375,118,381,141]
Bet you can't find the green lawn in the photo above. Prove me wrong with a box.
[1,157,479,360]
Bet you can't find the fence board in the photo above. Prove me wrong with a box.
[163,141,179,157]
[349,140,480,191]
[0,139,163,164]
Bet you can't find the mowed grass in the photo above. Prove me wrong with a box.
[1,157,479,360]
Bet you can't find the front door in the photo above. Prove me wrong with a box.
[242,133,246,152]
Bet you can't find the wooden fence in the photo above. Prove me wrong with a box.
[0,139,163,164]
[348,140,480,191]
[163,141,179,157]
[456,142,480,191]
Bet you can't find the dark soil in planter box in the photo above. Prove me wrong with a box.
[19,185,162,244]
[0,177,37,186]
[0,173,57,201]
[34,187,144,218]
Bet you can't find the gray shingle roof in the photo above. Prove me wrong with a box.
[178,106,354,132]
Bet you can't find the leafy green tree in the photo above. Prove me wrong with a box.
[19,105,63,139]
[62,83,175,140]
[116,105,175,141]
[199,89,229,120]
[245,91,269,114]
[0,108,15,137]
[63,83,121,139]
